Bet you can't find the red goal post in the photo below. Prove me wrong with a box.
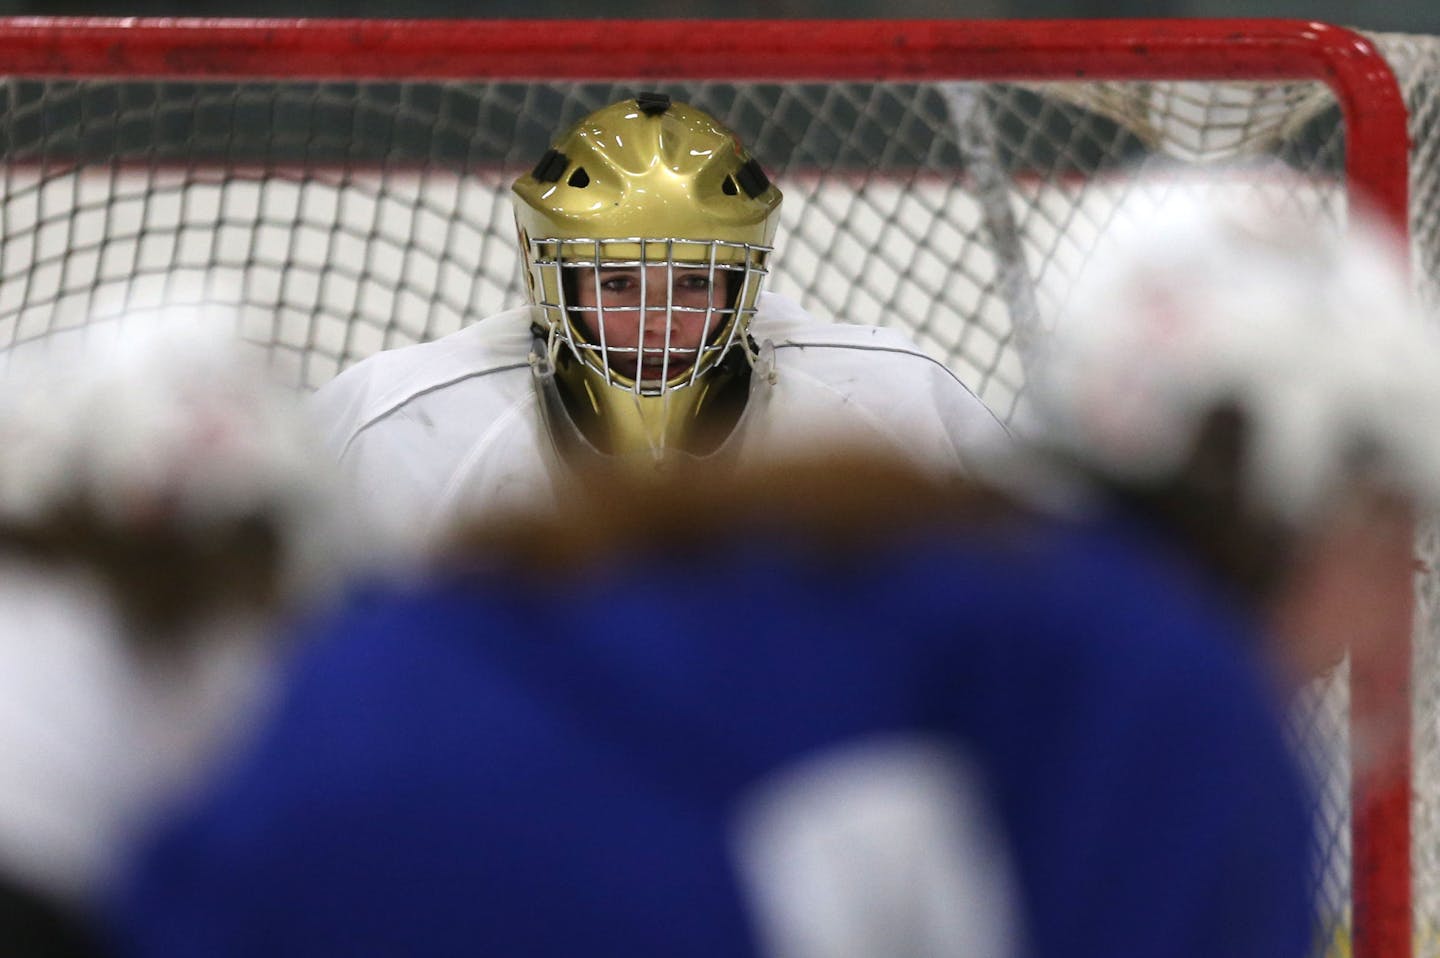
[0,17,1426,958]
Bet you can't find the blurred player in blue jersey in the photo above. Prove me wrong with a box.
[107,183,1440,958]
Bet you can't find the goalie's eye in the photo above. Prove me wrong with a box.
[674,273,713,293]
[598,273,640,294]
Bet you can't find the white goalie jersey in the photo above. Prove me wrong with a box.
[313,292,1007,553]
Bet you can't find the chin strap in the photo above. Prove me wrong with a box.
[530,325,753,474]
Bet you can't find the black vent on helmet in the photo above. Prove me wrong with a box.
[734,158,771,199]
[721,176,738,196]
[531,149,568,183]
[636,91,672,116]
[567,167,590,188]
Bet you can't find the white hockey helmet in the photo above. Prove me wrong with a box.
[0,301,341,609]
[1027,175,1440,529]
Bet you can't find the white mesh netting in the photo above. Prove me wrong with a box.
[0,22,1436,957]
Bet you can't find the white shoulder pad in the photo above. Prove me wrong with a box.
[752,292,937,356]
[311,306,539,451]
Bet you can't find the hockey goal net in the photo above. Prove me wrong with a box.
[0,17,1433,957]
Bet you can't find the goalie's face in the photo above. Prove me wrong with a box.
[569,264,732,386]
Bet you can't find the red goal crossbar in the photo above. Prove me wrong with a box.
[0,18,1410,226]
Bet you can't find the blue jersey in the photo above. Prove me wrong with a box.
[108,514,1315,958]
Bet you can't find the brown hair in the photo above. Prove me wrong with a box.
[446,416,1303,615]
[1089,405,1296,608]
[0,502,285,655]
[441,449,1022,580]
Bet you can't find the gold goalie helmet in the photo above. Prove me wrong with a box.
[512,92,783,462]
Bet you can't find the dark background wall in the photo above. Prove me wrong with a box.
[0,0,1434,37]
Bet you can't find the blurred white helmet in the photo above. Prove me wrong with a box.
[0,300,341,608]
[1028,175,1440,528]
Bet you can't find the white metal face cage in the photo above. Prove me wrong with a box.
[525,236,771,395]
